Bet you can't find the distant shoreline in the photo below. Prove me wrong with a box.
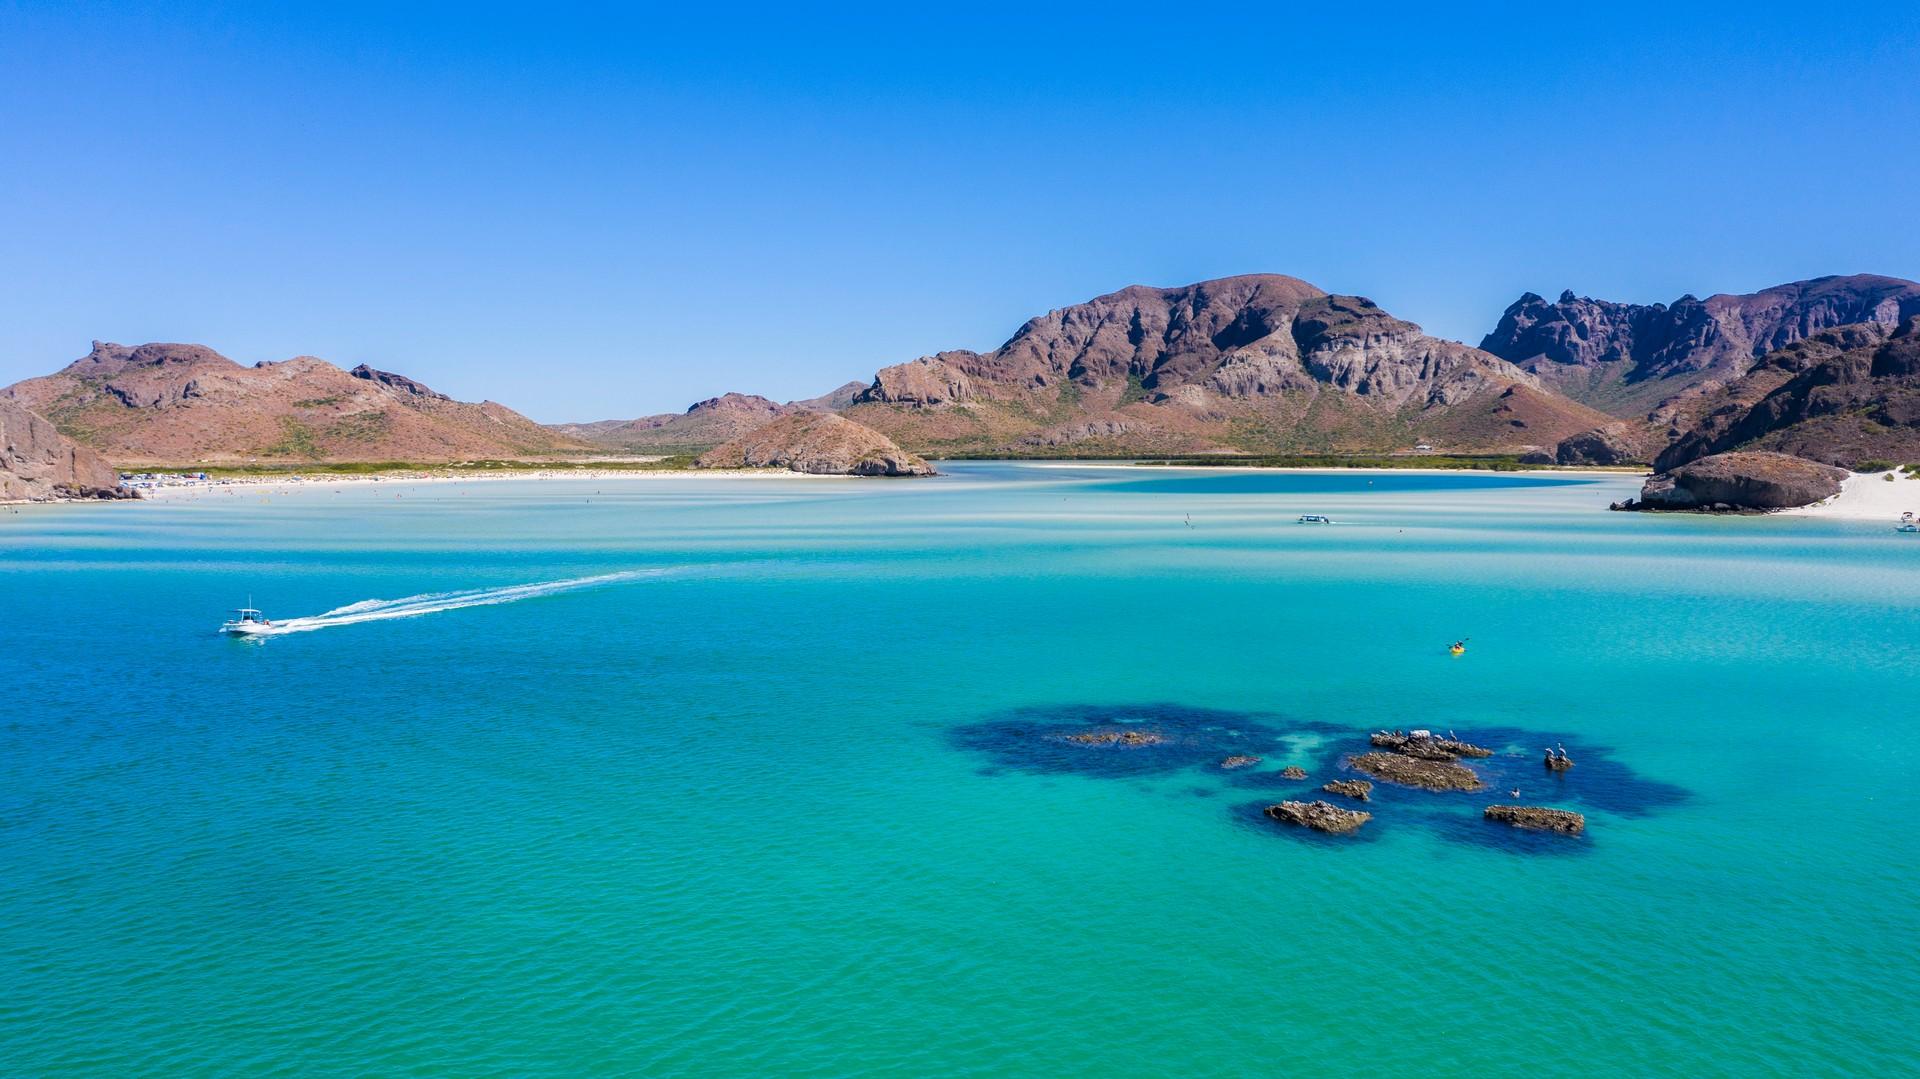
[126,465,837,497]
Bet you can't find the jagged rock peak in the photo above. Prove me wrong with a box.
[350,364,450,400]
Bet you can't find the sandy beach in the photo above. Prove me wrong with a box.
[125,466,846,499]
[1777,469,1920,521]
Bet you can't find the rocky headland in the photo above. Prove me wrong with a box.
[0,398,128,501]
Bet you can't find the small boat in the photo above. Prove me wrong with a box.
[1899,522,1919,533]
[219,607,276,636]
[1297,514,1333,524]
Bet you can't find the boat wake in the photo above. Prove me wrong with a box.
[235,570,668,637]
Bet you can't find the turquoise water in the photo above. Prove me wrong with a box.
[3,463,1916,1076]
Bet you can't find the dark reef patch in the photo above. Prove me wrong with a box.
[952,704,1688,853]
[951,702,1340,781]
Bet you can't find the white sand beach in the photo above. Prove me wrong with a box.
[1778,470,1920,521]
[132,466,841,498]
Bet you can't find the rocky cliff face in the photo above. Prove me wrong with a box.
[0,398,123,500]
[695,412,933,476]
[1652,319,1920,471]
[841,275,1609,456]
[3,342,581,465]
[1481,275,1920,419]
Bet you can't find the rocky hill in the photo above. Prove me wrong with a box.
[554,382,875,453]
[1652,318,1920,471]
[837,274,1609,457]
[1481,274,1920,420]
[3,342,584,465]
[553,392,803,453]
[695,412,933,475]
[0,397,123,500]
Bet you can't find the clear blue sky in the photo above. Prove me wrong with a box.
[3,2,1917,421]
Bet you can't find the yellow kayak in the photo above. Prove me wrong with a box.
[1449,645,1465,656]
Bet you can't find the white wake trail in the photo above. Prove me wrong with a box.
[247,570,666,635]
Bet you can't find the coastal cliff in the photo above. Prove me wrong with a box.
[0,398,124,501]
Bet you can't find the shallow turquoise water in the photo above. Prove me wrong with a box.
[3,463,1916,1076]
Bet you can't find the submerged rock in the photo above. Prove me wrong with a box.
[1280,765,1308,780]
[1321,779,1372,801]
[1485,805,1586,834]
[1220,755,1262,769]
[1062,729,1164,746]
[1349,752,1484,791]
[1265,800,1372,834]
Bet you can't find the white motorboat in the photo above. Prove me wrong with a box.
[219,606,276,635]
[1297,514,1333,524]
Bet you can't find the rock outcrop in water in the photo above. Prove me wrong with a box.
[1063,729,1164,746]
[1220,755,1262,769]
[1265,800,1372,834]
[1322,780,1372,801]
[0,398,126,501]
[1349,751,1485,791]
[1484,805,1586,834]
[1280,766,1308,780]
[695,413,934,476]
[1369,731,1492,760]
[1630,451,1848,511]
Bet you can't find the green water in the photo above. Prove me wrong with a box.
[3,463,1915,1076]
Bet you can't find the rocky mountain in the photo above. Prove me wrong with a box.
[1652,318,1920,471]
[1481,274,1920,419]
[837,274,1610,457]
[2,342,583,465]
[695,412,933,476]
[0,397,123,500]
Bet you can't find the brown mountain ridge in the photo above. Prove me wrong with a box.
[3,342,583,466]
